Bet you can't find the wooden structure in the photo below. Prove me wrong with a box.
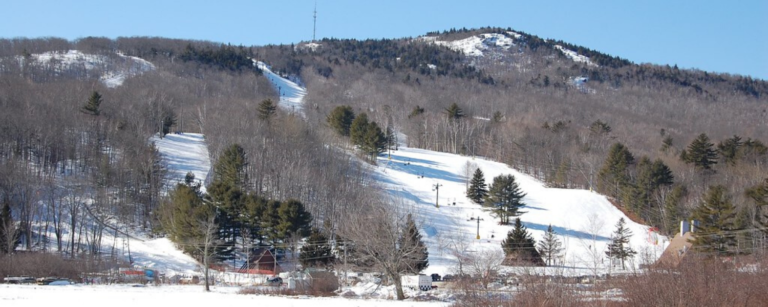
[239,248,281,275]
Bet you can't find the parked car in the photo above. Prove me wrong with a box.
[266,276,283,286]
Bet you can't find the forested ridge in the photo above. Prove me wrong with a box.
[0,26,767,277]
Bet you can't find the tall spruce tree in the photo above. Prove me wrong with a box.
[485,174,526,224]
[745,178,768,232]
[350,113,370,147]
[501,218,544,266]
[691,185,738,255]
[257,98,277,121]
[598,142,635,199]
[82,91,102,115]
[361,121,387,161]
[299,228,335,268]
[398,214,429,274]
[537,224,563,266]
[717,135,743,166]
[605,218,636,270]
[445,103,464,120]
[467,168,488,204]
[276,199,312,239]
[0,200,20,254]
[326,105,355,136]
[681,133,718,170]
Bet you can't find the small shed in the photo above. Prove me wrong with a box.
[239,248,281,275]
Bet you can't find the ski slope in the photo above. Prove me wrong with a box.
[12,50,155,88]
[255,61,306,116]
[373,148,666,276]
[152,133,211,193]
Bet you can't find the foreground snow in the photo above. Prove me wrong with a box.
[0,284,448,307]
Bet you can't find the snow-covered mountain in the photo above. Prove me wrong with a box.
[11,50,155,87]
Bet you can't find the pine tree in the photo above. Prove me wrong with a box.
[326,105,355,136]
[746,178,768,230]
[212,144,248,188]
[0,200,20,255]
[361,121,387,160]
[398,214,429,274]
[537,224,563,266]
[501,218,544,266]
[589,120,611,136]
[162,113,177,135]
[605,218,636,270]
[717,135,743,166]
[82,91,102,115]
[257,98,277,121]
[350,113,370,147]
[682,133,718,170]
[691,185,738,255]
[467,168,488,204]
[485,174,526,224]
[445,103,464,120]
[299,228,335,268]
[597,143,635,199]
[276,199,312,239]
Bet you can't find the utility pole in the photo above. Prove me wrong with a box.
[468,216,484,240]
[432,183,443,208]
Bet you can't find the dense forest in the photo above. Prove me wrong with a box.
[0,27,767,274]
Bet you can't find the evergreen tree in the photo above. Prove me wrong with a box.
[466,168,488,204]
[745,178,768,233]
[398,214,429,274]
[276,199,312,239]
[213,144,248,188]
[261,200,282,244]
[162,113,177,135]
[445,103,464,120]
[605,218,636,270]
[681,133,718,170]
[690,185,738,255]
[82,91,102,115]
[350,112,370,147]
[491,111,503,123]
[299,228,335,268]
[408,105,424,119]
[597,143,635,199]
[326,105,355,136]
[485,174,526,224]
[361,121,387,160]
[661,135,674,153]
[537,224,563,266]
[159,183,213,257]
[717,135,743,166]
[501,218,544,266]
[257,98,277,121]
[0,200,20,255]
[589,120,611,136]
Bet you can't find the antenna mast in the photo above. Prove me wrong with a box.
[313,2,317,42]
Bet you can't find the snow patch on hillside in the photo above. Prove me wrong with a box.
[21,50,155,87]
[427,33,515,57]
[555,45,597,67]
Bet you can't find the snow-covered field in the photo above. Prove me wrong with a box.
[0,284,448,307]
[423,33,515,57]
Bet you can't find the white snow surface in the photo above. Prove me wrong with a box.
[428,33,514,57]
[151,133,211,193]
[372,147,667,276]
[255,61,306,116]
[0,284,448,307]
[19,50,155,87]
[554,45,597,67]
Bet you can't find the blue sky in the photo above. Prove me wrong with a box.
[3,0,766,79]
